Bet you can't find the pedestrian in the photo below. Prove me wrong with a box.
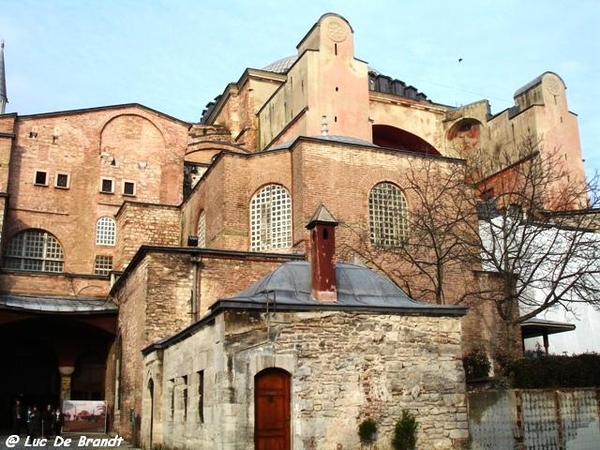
[26,406,32,435]
[42,404,53,438]
[11,398,25,436]
[28,405,42,438]
[52,407,64,437]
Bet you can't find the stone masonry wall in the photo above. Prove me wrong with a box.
[148,309,468,450]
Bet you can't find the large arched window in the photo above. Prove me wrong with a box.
[369,182,409,247]
[4,229,65,272]
[197,211,206,247]
[96,217,116,246]
[250,184,292,251]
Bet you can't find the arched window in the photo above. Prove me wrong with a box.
[96,217,116,246]
[4,229,65,272]
[197,211,206,247]
[250,184,292,251]
[369,182,409,247]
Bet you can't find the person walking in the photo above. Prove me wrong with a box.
[11,398,25,436]
[28,405,42,438]
[52,407,64,437]
[42,404,53,438]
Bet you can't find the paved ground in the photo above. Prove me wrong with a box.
[0,434,139,450]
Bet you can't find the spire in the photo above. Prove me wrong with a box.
[0,40,8,114]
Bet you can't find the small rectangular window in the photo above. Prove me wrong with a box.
[123,181,136,196]
[94,255,113,275]
[169,380,175,419]
[197,370,204,423]
[182,375,188,421]
[55,173,70,189]
[100,178,114,194]
[34,171,48,186]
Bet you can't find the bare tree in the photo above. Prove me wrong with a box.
[339,157,478,305]
[466,136,600,358]
[339,134,600,360]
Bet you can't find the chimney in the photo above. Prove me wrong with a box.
[306,204,338,302]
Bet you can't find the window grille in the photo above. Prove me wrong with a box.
[94,255,113,275]
[250,184,292,251]
[197,211,206,247]
[369,182,409,247]
[96,217,116,246]
[4,229,64,272]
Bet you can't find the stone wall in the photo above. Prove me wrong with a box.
[144,308,468,450]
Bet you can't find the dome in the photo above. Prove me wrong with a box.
[262,55,299,74]
[262,55,380,75]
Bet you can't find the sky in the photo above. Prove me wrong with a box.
[1,0,599,174]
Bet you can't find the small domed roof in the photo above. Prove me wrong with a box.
[220,261,466,316]
[262,55,299,74]
[262,55,380,76]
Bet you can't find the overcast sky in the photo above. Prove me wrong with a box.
[1,0,598,174]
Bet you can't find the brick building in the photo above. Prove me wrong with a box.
[0,12,589,448]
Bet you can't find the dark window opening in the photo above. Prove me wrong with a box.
[123,181,135,196]
[56,173,69,188]
[35,171,48,186]
[197,371,204,423]
[100,179,114,193]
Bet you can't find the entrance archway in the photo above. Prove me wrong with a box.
[254,368,290,450]
[0,333,59,431]
[0,317,114,431]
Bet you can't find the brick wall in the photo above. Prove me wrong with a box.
[3,106,188,276]
[115,203,181,269]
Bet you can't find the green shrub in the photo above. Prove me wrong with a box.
[510,353,600,388]
[392,409,418,450]
[358,417,377,443]
[463,348,491,380]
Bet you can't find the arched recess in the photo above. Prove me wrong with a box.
[254,368,291,450]
[0,325,59,430]
[446,118,482,154]
[372,124,440,155]
[100,114,166,158]
[0,316,115,430]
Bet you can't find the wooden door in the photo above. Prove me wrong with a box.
[255,368,290,450]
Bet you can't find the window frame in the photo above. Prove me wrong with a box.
[93,255,113,275]
[3,229,65,273]
[95,217,117,246]
[197,211,206,247]
[34,170,48,187]
[99,177,115,194]
[249,184,292,252]
[55,172,70,189]
[368,181,409,248]
[122,180,136,197]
